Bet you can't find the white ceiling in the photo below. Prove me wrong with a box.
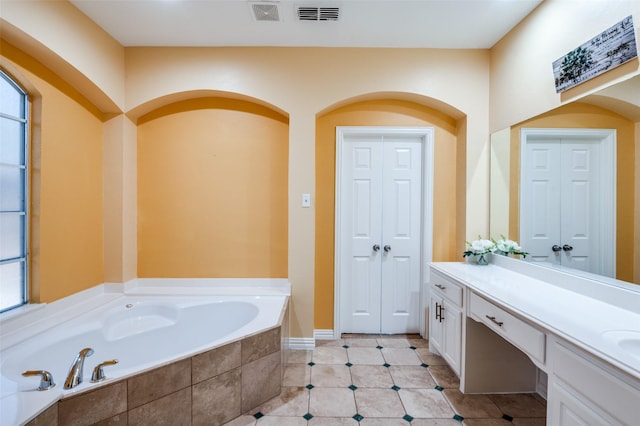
[70,0,542,49]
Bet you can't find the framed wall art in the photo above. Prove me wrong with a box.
[553,15,637,93]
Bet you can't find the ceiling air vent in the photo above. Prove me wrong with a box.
[250,2,281,22]
[297,6,340,21]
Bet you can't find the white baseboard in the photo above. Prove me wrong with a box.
[288,337,315,350]
[287,330,341,350]
[314,329,338,340]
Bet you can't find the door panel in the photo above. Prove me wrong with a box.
[382,256,417,334]
[350,256,376,325]
[381,138,422,333]
[521,139,562,263]
[561,140,600,272]
[352,180,372,236]
[339,130,424,334]
[340,138,383,333]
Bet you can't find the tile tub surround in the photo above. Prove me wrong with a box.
[26,325,286,426]
[230,335,547,425]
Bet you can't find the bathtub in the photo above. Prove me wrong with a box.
[0,279,290,425]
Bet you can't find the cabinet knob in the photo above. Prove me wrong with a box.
[383,245,391,253]
[562,244,573,252]
[372,244,380,252]
[552,245,562,252]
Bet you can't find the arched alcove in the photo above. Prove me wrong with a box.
[128,90,288,124]
[313,94,466,331]
[136,95,289,278]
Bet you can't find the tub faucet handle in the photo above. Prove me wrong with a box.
[22,370,56,391]
[91,359,119,383]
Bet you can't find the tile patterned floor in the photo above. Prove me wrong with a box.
[225,335,547,426]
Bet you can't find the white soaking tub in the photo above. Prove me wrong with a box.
[0,278,290,425]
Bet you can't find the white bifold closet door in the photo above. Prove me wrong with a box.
[338,132,423,334]
[520,129,615,277]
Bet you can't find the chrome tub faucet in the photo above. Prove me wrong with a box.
[64,347,94,389]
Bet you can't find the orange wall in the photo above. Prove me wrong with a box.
[137,98,289,277]
[1,43,105,303]
[510,103,636,282]
[314,99,460,329]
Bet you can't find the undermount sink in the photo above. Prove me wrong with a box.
[601,330,640,361]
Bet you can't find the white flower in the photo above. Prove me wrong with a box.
[493,236,528,257]
[463,238,496,257]
[470,239,495,253]
[496,239,522,253]
[463,236,527,259]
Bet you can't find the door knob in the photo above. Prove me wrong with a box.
[562,244,573,251]
[383,245,391,252]
[372,244,380,252]
[552,245,562,252]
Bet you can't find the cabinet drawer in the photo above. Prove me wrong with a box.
[469,292,546,364]
[430,271,463,307]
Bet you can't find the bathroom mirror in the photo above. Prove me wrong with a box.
[489,74,640,285]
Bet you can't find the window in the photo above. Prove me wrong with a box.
[0,70,29,312]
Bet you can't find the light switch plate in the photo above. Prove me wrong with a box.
[302,193,311,207]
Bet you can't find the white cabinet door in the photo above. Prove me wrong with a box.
[428,295,462,375]
[548,379,623,426]
[429,296,444,354]
[520,129,615,277]
[428,271,463,375]
[548,338,640,426]
[338,129,425,334]
[441,298,462,375]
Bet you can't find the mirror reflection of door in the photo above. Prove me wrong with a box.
[335,127,433,335]
[520,128,616,277]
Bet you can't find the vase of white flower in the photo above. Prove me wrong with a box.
[463,238,496,265]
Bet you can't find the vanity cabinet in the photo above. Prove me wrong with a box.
[429,259,640,425]
[547,338,640,425]
[429,270,463,375]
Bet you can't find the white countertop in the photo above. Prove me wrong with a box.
[430,259,640,380]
